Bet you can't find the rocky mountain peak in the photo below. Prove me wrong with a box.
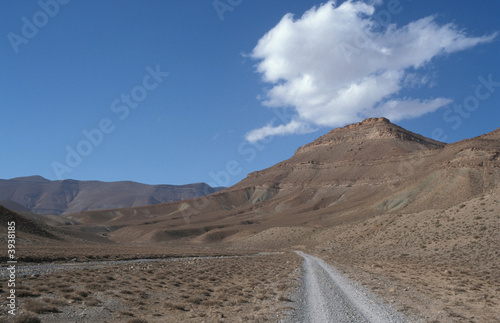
[295,117,445,156]
[344,117,391,128]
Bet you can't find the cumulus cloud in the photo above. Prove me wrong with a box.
[246,0,497,142]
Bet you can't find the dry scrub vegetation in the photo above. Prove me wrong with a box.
[0,253,300,322]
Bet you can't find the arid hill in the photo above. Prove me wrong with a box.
[0,176,223,216]
[66,117,500,246]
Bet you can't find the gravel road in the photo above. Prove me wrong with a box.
[291,251,411,323]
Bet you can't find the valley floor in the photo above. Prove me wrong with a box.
[1,242,499,322]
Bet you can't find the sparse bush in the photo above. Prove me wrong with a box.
[84,297,100,306]
[24,299,61,314]
[35,286,49,293]
[17,289,40,298]
[164,302,189,311]
[188,297,204,305]
[59,287,74,293]
[127,319,148,323]
[85,283,103,291]
[278,295,293,302]
[119,311,135,317]
[41,297,67,306]
[64,293,83,302]
[13,313,42,323]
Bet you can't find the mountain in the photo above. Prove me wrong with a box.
[68,117,500,244]
[0,176,224,215]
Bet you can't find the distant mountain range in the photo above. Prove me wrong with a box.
[0,176,224,215]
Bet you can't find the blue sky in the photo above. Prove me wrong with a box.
[1,0,499,187]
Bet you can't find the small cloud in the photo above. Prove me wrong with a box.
[245,120,314,143]
[246,0,497,142]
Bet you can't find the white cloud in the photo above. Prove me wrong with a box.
[246,0,497,142]
[245,120,314,142]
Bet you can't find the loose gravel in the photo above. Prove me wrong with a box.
[290,251,412,323]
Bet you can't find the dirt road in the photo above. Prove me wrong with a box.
[292,252,411,323]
